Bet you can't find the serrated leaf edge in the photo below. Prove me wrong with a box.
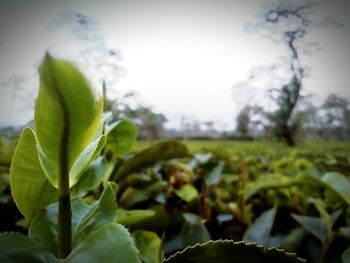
[163,240,306,263]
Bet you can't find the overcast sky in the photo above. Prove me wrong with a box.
[0,0,349,129]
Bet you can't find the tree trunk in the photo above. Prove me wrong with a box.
[283,127,296,147]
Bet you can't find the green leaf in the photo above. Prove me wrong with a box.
[37,148,59,188]
[116,209,156,226]
[0,232,56,263]
[10,128,58,223]
[112,140,189,182]
[69,135,106,188]
[106,119,138,156]
[92,111,112,140]
[120,187,151,208]
[120,181,167,208]
[296,170,323,188]
[164,240,306,263]
[132,205,182,232]
[243,206,277,246]
[291,214,328,242]
[72,182,118,246]
[175,184,198,202]
[181,213,211,247]
[281,228,307,253]
[64,224,141,263]
[244,174,295,202]
[29,197,91,255]
[132,230,163,263]
[321,172,350,206]
[330,208,343,225]
[206,161,224,186]
[34,53,103,188]
[297,171,350,206]
[71,157,108,194]
[307,198,332,233]
[30,182,126,256]
[342,246,350,263]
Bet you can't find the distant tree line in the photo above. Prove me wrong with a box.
[235,93,350,142]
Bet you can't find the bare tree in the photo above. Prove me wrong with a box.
[234,0,343,145]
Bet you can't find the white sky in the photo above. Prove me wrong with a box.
[0,0,349,129]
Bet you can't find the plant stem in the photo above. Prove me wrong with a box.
[58,144,72,258]
[58,134,72,258]
[58,187,72,258]
[57,115,72,258]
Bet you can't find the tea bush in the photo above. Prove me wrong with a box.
[1,54,350,262]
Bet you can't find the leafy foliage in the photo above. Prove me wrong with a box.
[1,53,140,262]
[2,53,350,262]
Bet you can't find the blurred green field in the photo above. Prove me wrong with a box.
[2,135,350,172]
[132,139,350,176]
[134,139,350,157]
[1,135,350,262]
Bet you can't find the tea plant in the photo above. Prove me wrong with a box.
[115,148,350,262]
[0,53,307,262]
[1,53,139,262]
